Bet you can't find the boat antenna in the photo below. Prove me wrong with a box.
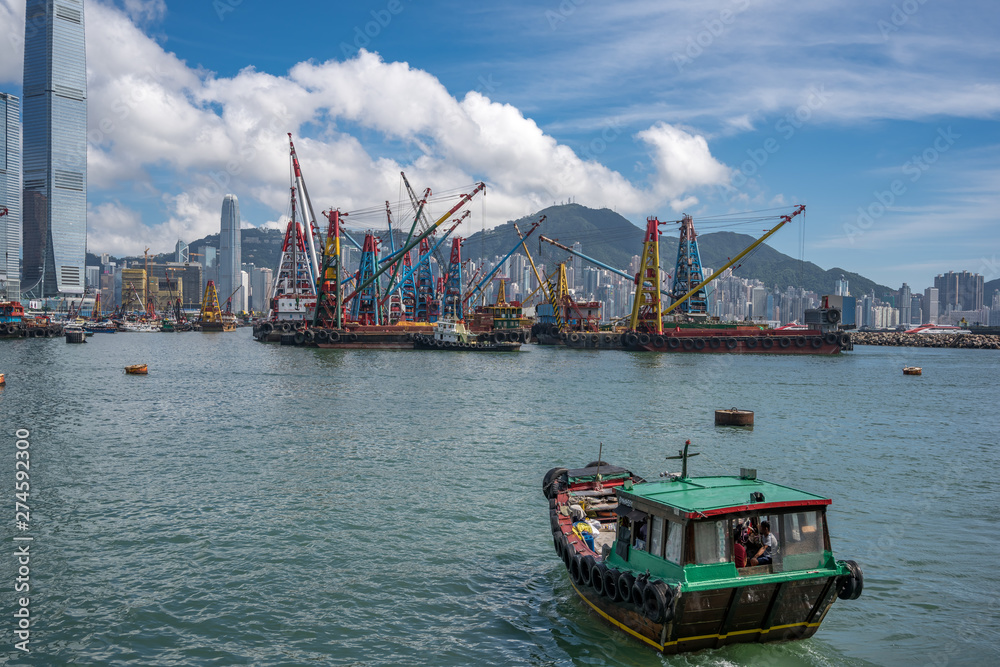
[665,439,700,479]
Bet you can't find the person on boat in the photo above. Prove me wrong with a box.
[633,520,647,550]
[750,521,778,566]
[733,529,747,568]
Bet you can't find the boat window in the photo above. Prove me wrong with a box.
[694,520,729,564]
[780,511,826,570]
[649,515,664,557]
[664,520,683,563]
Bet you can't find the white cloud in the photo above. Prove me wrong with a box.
[0,0,25,84]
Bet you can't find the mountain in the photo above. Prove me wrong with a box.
[89,204,895,298]
[461,204,895,298]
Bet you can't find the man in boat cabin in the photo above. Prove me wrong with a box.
[733,529,747,568]
[750,520,778,566]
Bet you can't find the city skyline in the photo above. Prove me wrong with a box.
[218,193,241,311]
[0,2,996,290]
[0,91,20,301]
[20,0,88,297]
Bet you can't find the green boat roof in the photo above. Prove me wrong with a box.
[621,476,831,518]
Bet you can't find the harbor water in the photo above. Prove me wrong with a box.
[0,334,997,666]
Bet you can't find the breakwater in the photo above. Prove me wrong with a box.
[852,331,1000,349]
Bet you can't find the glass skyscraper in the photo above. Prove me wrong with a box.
[0,92,21,301]
[219,194,242,310]
[22,0,88,297]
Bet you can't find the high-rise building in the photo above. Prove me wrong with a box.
[175,239,189,264]
[923,287,939,324]
[0,92,20,301]
[251,267,273,313]
[21,0,88,297]
[898,283,911,326]
[219,194,241,308]
[834,275,849,296]
[934,271,984,312]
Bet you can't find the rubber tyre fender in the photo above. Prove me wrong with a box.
[745,337,758,349]
[811,337,823,349]
[693,338,706,350]
[652,335,665,348]
[638,333,651,346]
[549,324,561,337]
[616,571,635,603]
[726,338,738,350]
[709,337,721,349]
[837,560,864,600]
[824,332,839,345]
[643,580,672,623]
[604,335,612,344]
[542,467,567,499]
[550,510,561,532]
[34,328,44,337]
[778,336,791,348]
[46,328,55,337]
[348,332,358,342]
[603,568,621,601]
[580,555,596,587]
[585,460,610,468]
[827,309,841,323]
[261,322,274,334]
[682,338,694,351]
[562,538,573,569]
[630,576,647,607]
[839,331,851,346]
[667,337,680,349]
[624,333,639,347]
[316,329,330,342]
[761,337,774,349]
[570,554,584,585]
[328,331,341,343]
[569,332,580,343]
[304,330,315,343]
[591,562,607,595]
[435,340,444,348]
[795,336,808,348]
[559,330,568,341]
[553,530,564,558]
[280,322,292,333]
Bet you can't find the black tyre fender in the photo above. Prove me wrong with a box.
[745,337,758,349]
[604,335,612,344]
[591,562,607,595]
[643,580,672,623]
[569,332,580,343]
[667,337,680,349]
[316,329,330,342]
[559,330,569,341]
[570,554,584,585]
[653,335,665,347]
[304,330,315,343]
[580,555,596,586]
[709,337,721,349]
[550,510,561,532]
[261,322,273,334]
[638,333,651,346]
[630,576,647,607]
[796,335,808,347]
[293,332,305,345]
[328,331,341,343]
[824,332,839,345]
[562,538,573,569]
[280,322,292,333]
[693,338,706,350]
[811,336,823,349]
[603,568,621,601]
[827,309,841,323]
[348,332,358,342]
[553,530,564,558]
[761,337,774,349]
[616,571,635,603]
[542,467,567,499]
[624,332,639,347]
[682,338,694,351]
[836,560,864,600]
[726,338,738,350]
[778,336,791,348]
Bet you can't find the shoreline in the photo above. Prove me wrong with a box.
[852,331,1000,349]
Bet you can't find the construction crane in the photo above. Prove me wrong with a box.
[538,234,673,300]
[465,218,542,305]
[401,172,449,268]
[288,134,322,288]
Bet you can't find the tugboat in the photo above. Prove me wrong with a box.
[412,318,521,351]
[542,441,863,654]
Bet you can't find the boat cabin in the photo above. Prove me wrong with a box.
[607,472,834,588]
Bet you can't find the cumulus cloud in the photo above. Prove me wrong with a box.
[8,2,734,255]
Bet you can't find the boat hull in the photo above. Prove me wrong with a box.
[537,328,848,354]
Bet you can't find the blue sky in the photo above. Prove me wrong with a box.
[0,0,997,291]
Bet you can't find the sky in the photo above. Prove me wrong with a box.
[0,0,998,290]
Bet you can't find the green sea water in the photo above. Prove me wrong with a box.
[0,333,997,666]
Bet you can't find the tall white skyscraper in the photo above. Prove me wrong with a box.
[219,194,241,308]
[923,287,939,324]
[22,0,88,297]
[0,92,21,301]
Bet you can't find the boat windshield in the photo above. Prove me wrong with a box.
[692,510,828,573]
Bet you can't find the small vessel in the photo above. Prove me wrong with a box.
[543,442,863,654]
[0,372,5,386]
[124,364,148,375]
[85,320,118,334]
[64,325,87,343]
[412,318,521,351]
[903,366,922,375]
[904,324,972,335]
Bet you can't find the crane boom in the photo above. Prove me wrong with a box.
[539,234,673,299]
[288,134,322,287]
[466,219,542,303]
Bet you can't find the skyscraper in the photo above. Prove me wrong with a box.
[0,92,21,301]
[898,283,911,326]
[219,194,242,309]
[923,287,939,324]
[21,0,88,297]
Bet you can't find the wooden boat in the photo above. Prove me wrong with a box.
[542,442,863,654]
[124,364,148,375]
[903,366,922,375]
[0,372,5,386]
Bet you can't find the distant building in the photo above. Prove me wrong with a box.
[85,265,99,290]
[0,92,20,301]
[21,0,88,297]
[923,287,939,324]
[898,283,911,326]
[120,268,146,311]
[239,269,249,313]
[175,239,189,264]
[219,195,241,309]
[250,267,273,313]
[834,275,849,296]
[910,294,923,325]
[934,271,983,313]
